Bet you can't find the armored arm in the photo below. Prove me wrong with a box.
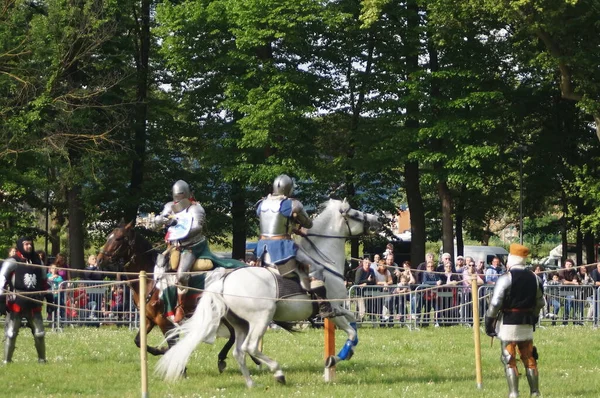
[0,258,17,292]
[291,200,313,229]
[184,202,206,243]
[533,279,545,318]
[154,202,175,227]
[486,273,511,318]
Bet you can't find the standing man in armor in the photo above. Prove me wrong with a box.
[256,174,336,318]
[154,180,206,323]
[485,243,544,397]
[0,237,48,364]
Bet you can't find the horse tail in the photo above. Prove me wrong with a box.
[155,279,228,381]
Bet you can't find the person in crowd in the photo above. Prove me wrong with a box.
[374,258,393,326]
[545,273,561,325]
[394,261,416,284]
[46,264,63,321]
[36,250,47,266]
[577,265,594,321]
[455,255,466,273]
[7,247,17,258]
[84,254,103,281]
[476,259,486,276]
[461,260,484,324]
[437,261,461,326]
[109,284,125,321]
[418,260,441,327]
[533,265,547,284]
[51,253,70,318]
[392,274,411,323]
[438,252,453,272]
[416,252,434,284]
[485,243,544,398]
[558,258,581,325]
[382,243,394,260]
[384,254,398,280]
[0,237,48,363]
[590,263,600,321]
[354,256,376,321]
[53,253,71,281]
[485,256,503,284]
[370,253,381,273]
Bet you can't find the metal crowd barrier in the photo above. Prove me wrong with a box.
[345,283,599,329]
[50,280,138,331]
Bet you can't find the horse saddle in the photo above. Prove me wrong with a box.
[271,271,307,299]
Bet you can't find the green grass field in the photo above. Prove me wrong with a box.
[0,324,598,397]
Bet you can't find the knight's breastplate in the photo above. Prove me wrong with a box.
[13,264,43,291]
[259,198,292,237]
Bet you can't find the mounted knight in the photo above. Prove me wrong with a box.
[154,180,244,323]
[256,174,337,318]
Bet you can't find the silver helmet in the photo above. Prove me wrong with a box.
[272,174,293,196]
[172,180,192,212]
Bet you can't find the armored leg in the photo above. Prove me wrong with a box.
[310,280,338,318]
[501,341,519,398]
[525,368,540,397]
[28,312,46,363]
[3,312,22,364]
[174,250,196,323]
[518,341,540,397]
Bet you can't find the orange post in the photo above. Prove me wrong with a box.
[324,318,336,382]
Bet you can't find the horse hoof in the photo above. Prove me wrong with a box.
[325,355,336,368]
[275,374,286,384]
[218,360,226,373]
[346,349,354,360]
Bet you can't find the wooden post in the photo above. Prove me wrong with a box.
[323,318,336,382]
[139,271,149,398]
[472,278,483,389]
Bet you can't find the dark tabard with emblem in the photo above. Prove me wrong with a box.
[10,262,46,312]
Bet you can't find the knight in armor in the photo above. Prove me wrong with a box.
[0,237,48,364]
[154,180,206,323]
[485,243,544,398]
[256,174,336,318]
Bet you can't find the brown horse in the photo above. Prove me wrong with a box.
[96,222,236,372]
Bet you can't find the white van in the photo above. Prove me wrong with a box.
[440,245,509,266]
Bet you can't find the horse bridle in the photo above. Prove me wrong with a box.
[302,207,369,239]
[99,228,137,269]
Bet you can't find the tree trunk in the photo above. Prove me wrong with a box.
[584,231,595,265]
[230,180,247,261]
[561,191,568,265]
[456,211,464,257]
[404,0,425,266]
[437,181,454,257]
[67,185,85,269]
[404,161,425,266]
[125,0,150,222]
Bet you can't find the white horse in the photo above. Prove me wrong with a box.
[155,199,380,387]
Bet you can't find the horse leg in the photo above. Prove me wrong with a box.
[326,309,359,368]
[242,313,285,385]
[217,320,235,373]
[226,315,254,388]
[134,318,167,356]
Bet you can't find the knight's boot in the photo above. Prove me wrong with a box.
[525,368,540,397]
[34,336,46,364]
[311,286,336,318]
[173,292,186,323]
[505,367,519,398]
[3,337,16,364]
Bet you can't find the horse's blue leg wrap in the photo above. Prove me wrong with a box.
[350,322,359,346]
[337,339,354,360]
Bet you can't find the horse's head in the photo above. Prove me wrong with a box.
[96,221,137,272]
[330,198,381,237]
